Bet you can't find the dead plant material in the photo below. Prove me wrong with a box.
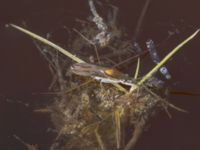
[13,135,38,150]
[10,1,197,150]
[48,74,173,150]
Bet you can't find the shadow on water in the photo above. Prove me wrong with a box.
[0,0,200,149]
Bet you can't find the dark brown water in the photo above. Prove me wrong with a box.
[0,0,200,149]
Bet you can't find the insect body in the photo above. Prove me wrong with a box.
[70,63,134,86]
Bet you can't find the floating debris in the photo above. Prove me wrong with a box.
[146,39,172,80]
[9,0,199,149]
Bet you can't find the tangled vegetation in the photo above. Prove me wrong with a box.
[9,0,199,149]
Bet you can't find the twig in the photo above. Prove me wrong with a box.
[52,52,68,100]
[134,0,152,41]
[13,135,38,150]
[113,51,148,68]
[123,118,146,150]
[95,125,106,150]
[33,36,67,99]
[73,28,101,64]
[142,85,188,113]
[32,40,56,70]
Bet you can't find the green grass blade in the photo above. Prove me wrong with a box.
[10,24,128,93]
[138,29,200,85]
[134,57,140,80]
[9,24,85,63]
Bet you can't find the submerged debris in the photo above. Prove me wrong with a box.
[40,1,188,149]
[146,39,171,80]
[49,74,170,150]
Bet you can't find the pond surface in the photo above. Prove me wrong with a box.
[0,0,200,149]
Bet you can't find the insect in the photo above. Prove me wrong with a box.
[70,63,134,86]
